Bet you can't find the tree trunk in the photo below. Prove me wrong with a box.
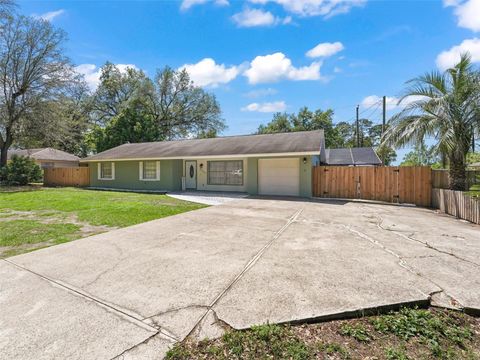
[449,158,466,191]
[0,144,8,168]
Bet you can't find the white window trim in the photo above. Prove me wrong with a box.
[139,160,160,181]
[98,162,115,180]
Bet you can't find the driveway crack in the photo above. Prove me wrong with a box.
[376,216,480,268]
[340,224,463,309]
[185,208,304,339]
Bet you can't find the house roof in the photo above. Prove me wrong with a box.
[7,148,80,162]
[324,147,382,166]
[82,130,325,161]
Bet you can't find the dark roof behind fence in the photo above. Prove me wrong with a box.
[7,148,80,162]
[83,130,324,161]
[325,147,381,166]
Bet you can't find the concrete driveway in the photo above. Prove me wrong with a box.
[1,197,479,359]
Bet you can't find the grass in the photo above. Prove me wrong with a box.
[165,307,480,360]
[468,183,480,198]
[0,187,205,257]
[0,220,80,247]
[0,187,205,227]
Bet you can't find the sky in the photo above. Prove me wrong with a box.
[18,0,480,163]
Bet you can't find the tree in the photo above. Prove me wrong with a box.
[152,67,225,140]
[257,107,342,148]
[89,62,154,125]
[400,143,440,167]
[93,100,159,152]
[87,65,225,151]
[0,154,41,185]
[14,79,90,156]
[257,113,292,134]
[383,53,480,190]
[0,15,76,166]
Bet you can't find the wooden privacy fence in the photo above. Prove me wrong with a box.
[432,188,480,224]
[312,166,432,207]
[44,167,90,187]
[432,169,480,190]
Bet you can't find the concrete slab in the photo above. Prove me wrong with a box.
[2,197,479,359]
[0,260,157,360]
[213,220,439,329]
[167,191,247,205]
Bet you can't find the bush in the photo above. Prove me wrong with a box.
[0,155,42,185]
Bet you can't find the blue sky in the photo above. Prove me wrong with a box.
[19,0,480,162]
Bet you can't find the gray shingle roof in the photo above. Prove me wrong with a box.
[7,148,80,162]
[324,147,381,166]
[83,130,324,161]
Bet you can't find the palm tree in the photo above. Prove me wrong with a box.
[383,53,480,190]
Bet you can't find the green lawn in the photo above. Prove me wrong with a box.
[0,187,205,257]
[167,307,480,360]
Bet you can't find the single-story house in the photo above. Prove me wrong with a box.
[322,147,382,166]
[81,130,325,197]
[7,148,80,169]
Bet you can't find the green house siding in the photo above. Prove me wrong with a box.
[87,155,312,197]
[89,160,182,191]
[299,156,312,197]
[247,158,258,195]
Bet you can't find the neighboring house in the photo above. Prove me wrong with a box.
[81,130,325,197]
[468,162,480,169]
[7,148,80,169]
[322,147,382,166]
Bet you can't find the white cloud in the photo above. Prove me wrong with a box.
[242,101,287,112]
[306,41,344,58]
[232,8,291,27]
[180,0,229,11]
[333,66,342,73]
[34,9,65,21]
[244,88,278,98]
[244,52,323,84]
[248,0,366,18]
[232,8,277,27]
[436,38,480,70]
[361,95,425,109]
[444,0,480,32]
[180,58,240,87]
[75,63,138,91]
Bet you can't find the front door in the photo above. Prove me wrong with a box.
[185,160,197,189]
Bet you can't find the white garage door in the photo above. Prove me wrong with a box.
[258,158,300,196]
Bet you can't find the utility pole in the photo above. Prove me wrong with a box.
[356,105,360,148]
[381,95,387,165]
[382,96,386,135]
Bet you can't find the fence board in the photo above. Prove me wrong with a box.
[312,166,432,207]
[44,167,90,187]
[432,169,480,190]
[432,188,480,224]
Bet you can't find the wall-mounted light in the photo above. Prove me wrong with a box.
[303,157,307,164]
[200,163,204,169]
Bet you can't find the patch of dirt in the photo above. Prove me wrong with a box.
[0,209,116,258]
[166,307,480,360]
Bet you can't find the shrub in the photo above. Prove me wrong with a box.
[0,155,42,185]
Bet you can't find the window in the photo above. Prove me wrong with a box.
[139,161,160,181]
[98,162,115,180]
[208,160,243,186]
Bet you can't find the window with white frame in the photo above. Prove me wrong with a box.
[207,160,243,186]
[139,161,160,181]
[98,162,115,180]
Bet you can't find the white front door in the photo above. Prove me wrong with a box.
[258,158,300,196]
[185,161,197,189]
